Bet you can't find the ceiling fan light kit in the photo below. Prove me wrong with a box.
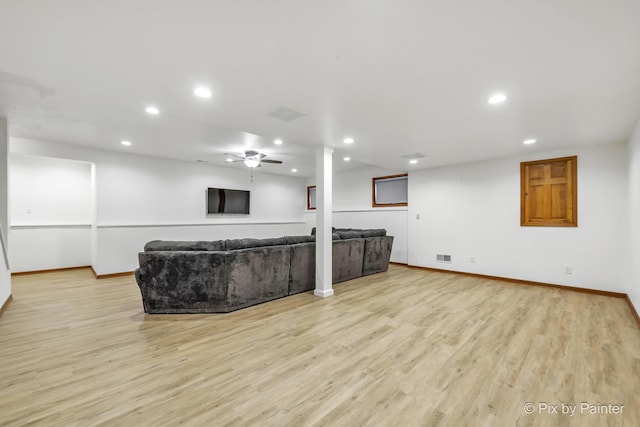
[243,158,260,168]
[224,150,283,169]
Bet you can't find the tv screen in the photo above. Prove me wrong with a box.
[207,188,250,214]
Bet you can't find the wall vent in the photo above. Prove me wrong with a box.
[436,254,452,263]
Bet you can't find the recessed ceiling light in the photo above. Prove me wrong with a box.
[194,86,212,98]
[343,157,351,162]
[523,139,537,145]
[274,139,283,145]
[343,137,354,144]
[121,140,132,146]
[488,93,507,104]
[225,158,234,162]
[145,106,160,115]
[409,159,418,164]
[291,168,298,173]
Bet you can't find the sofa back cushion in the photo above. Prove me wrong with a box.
[144,240,225,252]
[311,227,336,235]
[224,237,287,251]
[337,230,363,239]
[284,235,316,245]
[335,228,387,237]
[362,229,387,237]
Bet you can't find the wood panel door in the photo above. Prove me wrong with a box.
[521,156,577,227]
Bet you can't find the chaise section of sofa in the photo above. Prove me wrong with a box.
[358,230,395,275]
[335,228,394,276]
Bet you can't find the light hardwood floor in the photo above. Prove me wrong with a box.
[1,266,639,426]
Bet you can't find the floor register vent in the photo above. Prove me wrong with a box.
[436,254,452,263]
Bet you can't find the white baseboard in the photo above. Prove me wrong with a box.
[314,288,334,298]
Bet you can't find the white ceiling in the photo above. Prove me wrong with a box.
[1,0,639,177]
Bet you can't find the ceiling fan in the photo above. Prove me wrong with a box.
[224,150,283,168]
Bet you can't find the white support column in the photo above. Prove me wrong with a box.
[314,145,333,298]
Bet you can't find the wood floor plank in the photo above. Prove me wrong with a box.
[0,265,639,426]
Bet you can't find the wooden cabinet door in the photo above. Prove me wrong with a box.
[521,156,577,227]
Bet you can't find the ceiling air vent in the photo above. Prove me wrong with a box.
[267,105,307,122]
[401,153,426,159]
[436,254,452,263]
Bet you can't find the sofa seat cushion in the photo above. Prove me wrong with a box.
[144,240,225,252]
[225,237,287,250]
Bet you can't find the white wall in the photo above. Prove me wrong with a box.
[10,226,91,272]
[9,154,93,272]
[0,118,10,308]
[10,154,92,225]
[11,138,307,275]
[93,150,304,226]
[408,142,629,292]
[9,136,636,298]
[97,222,305,274]
[305,165,409,263]
[628,119,640,311]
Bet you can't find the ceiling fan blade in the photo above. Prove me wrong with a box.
[261,159,283,164]
[258,153,267,160]
[223,153,245,159]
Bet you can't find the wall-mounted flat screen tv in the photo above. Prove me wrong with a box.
[207,188,250,214]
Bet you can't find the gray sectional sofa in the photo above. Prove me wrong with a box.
[134,228,393,314]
